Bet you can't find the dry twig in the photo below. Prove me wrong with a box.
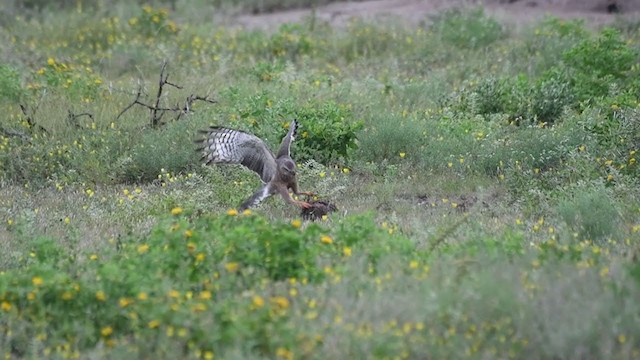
[116,60,216,128]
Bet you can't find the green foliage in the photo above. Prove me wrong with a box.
[267,23,314,61]
[0,64,24,102]
[294,101,362,164]
[529,69,575,124]
[30,58,103,100]
[128,5,179,38]
[357,113,425,163]
[224,90,361,164]
[0,211,409,357]
[563,27,639,101]
[118,122,199,183]
[2,4,640,359]
[557,183,620,241]
[430,7,504,49]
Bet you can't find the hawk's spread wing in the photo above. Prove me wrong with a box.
[198,126,277,183]
[275,120,298,159]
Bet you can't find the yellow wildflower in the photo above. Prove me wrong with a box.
[171,207,183,215]
[101,326,113,337]
[148,320,160,329]
[95,291,107,301]
[199,291,212,300]
[32,276,43,286]
[252,295,265,308]
[137,244,149,254]
[227,209,238,216]
[291,219,302,228]
[343,246,352,257]
[1,301,11,312]
[224,262,239,272]
[118,297,133,308]
[320,235,333,244]
[271,296,290,309]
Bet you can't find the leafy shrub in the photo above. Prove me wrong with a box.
[557,183,620,241]
[267,23,314,61]
[128,5,179,38]
[357,113,426,163]
[467,77,507,116]
[0,64,24,102]
[0,211,409,356]
[563,28,638,101]
[252,60,285,82]
[429,7,504,49]
[529,69,575,124]
[31,58,103,100]
[118,121,201,183]
[294,101,362,164]
[224,90,361,164]
[339,19,408,62]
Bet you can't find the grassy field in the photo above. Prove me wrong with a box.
[1,1,640,358]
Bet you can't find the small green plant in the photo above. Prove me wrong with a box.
[557,183,620,241]
[0,64,25,102]
[128,5,179,37]
[267,23,314,61]
[430,7,504,49]
[563,27,638,101]
[31,58,103,100]
[529,69,575,124]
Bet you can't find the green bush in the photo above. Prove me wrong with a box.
[267,23,314,61]
[357,113,426,163]
[563,28,638,102]
[429,7,504,50]
[224,90,361,165]
[128,5,179,38]
[529,69,575,124]
[0,64,25,102]
[557,183,620,241]
[0,211,408,357]
[118,121,201,183]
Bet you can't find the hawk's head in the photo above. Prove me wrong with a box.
[277,158,296,180]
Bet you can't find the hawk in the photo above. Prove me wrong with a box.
[197,120,314,211]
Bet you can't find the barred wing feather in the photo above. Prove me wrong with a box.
[198,127,277,183]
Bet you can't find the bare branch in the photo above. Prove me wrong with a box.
[116,60,216,128]
[19,104,48,134]
[67,110,95,128]
[116,84,144,120]
[0,127,29,140]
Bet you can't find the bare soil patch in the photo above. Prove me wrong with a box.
[233,0,639,30]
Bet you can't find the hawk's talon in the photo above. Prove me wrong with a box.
[298,201,312,209]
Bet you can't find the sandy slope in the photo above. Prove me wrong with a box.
[234,0,639,30]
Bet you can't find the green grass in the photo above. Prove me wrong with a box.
[1,2,640,359]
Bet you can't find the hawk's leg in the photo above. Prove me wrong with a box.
[276,186,312,209]
[289,181,317,199]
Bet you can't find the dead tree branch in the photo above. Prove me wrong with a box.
[66,110,94,129]
[19,104,48,134]
[116,61,216,128]
[0,127,29,140]
[116,84,145,120]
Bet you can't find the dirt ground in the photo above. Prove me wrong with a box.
[235,0,640,30]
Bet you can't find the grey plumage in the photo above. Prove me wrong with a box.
[197,120,313,210]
